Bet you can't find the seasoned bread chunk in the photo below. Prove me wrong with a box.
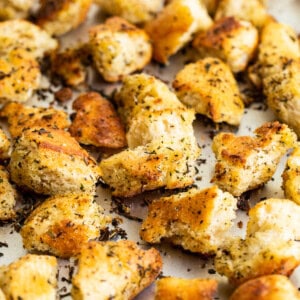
[0,254,57,300]
[140,186,237,255]
[193,17,258,73]
[145,0,212,63]
[21,193,111,258]
[89,17,152,82]
[69,92,126,149]
[0,102,70,138]
[212,122,297,196]
[282,147,300,205]
[0,166,17,221]
[72,240,162,300]
[9,127,100,196]
[173,57,244,125]
[0,129,10,160]
[36,0,92,36]
[95,0,164,24]
[0,0,32,20]
[155,277,218,300]
[230,275,300,300]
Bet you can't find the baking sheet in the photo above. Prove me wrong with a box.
[1,1,300,299]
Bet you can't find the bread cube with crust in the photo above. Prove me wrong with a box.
[0,129,10,160]
[0,0,32,20]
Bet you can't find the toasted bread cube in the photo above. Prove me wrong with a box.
[36,0,92,36]
[95,0,164,24]
[0,166,17,221]
[173,57,244,125]
[21,193,111,258]
[89,17,152,82]
[0,102,70,138]
[0,129,10,160]
[140,186,237,255]
[0,0,32,20]
[282,147,300,204]
[69,92,126,149]
[0,289,4,300]
[71,240,162,300]
[193,17,258,73]
[0,254,57,300]
[155,277,218,300]
[230,275,300,300]
[211,122,297,196]
[215,0,269,28]
[145,0,212,64]
[9,127,100,196]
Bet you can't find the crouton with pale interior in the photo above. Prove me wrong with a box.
[0,254,57,300]
[211,122,297,196]
[193,17,258,73]
[155,277,218,300]
[0,129,10,160]
[173,57,244,125]
[69,92,127,149]
[145,0,212,64]
[72,240,162,300]
[140,186,237,255]
[89,17,152,82]
[9,127,100,196]
[0,0,32,20]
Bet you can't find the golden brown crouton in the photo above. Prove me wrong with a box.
[0,0,32,20]
[193,17,258,73]
[95,0,164,24]
[145,0,212,63]
[89,17,152,82]
[0,102,70,138]
[230,275,300,300]
[140,186,237,255]
[155,277,218,300]
[36,0,92,36]
[0,166,17,221]
[215,0,269,28]
[21,193,112,258]
[71,240,162,300]
[0,288,4,300]
[282,147,300,205]
[0,129,10,160]
[69,92,127,149]
[9,127,100,196]
[173,57,244,125]
[211,122,297,196]
[0,254,57,300]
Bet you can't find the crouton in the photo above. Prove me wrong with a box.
[69,92,127,149]
[155,277,218,300]
[0,254,57,300]
[0,129,10,160]
[36,0,92,36]
[0,289,4,300]
[89,17,152,82]
[145,0,212,63]
[193,17,258,73]
[230,275,300,300]
[0,0,32,20]
[71,240,162,300]
[211,122,297,196]
[21,193,111,258]
[0,102,70,138]
[202,0,220,16]
[173,57,244,125]
[9,127,100,196]
[140,186,237,255]
[0,166,17,221]
[95,0,164,24]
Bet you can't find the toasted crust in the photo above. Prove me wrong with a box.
[0,166,17,221]
[69,92,127,149]
[36,0,92,36]
[9,127,100,196]
[0,0,32,20]
[140,186,237,255]
[0,129,10,160]
[155,277,218,300]
[193,17,258,73]
[211,121,297,196]
[230,275,300,300]
[0,254,57,300]
[71,240,162,300]
[202,0,220,15]
[89,17,152,82]
[173,57,244,125]
[0,102,70,138]
[145,0,212,63]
